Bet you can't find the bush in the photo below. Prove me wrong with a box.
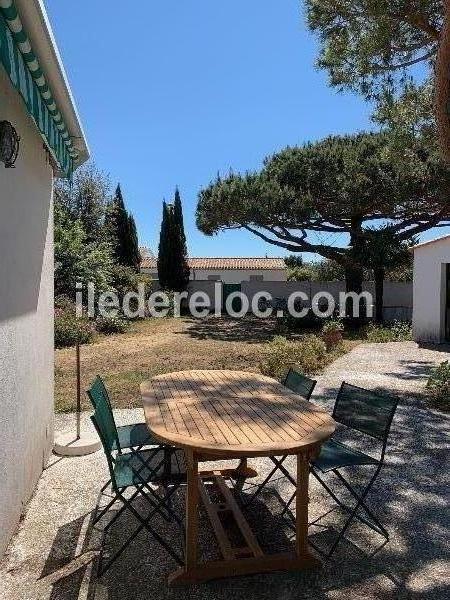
[322,317,344,334]
[260,335,327,380]
[55,300,95,348]
[110,264,154,318]
[364,321,412,343]
[279,308,322,332]
[322,317,344,351]
[426,361,450,411]
[95,315,129,335]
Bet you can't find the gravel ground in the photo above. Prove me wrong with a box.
[1,342,449,600]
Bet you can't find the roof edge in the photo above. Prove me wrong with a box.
[411,233,450,251]
[141,257,287,270]
[13,0,89,168]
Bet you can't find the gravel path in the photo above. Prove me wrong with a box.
[1,342,449,600]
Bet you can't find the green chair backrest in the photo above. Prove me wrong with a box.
[87,376,120,452]
[283,368,317,401]
[333,382,398,443]
[87,375,111,411]
[91,414,118,488]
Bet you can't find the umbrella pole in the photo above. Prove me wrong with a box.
[76,340,81,440]
[54,338,100,456]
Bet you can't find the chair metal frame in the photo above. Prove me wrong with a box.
[282,381,399,557]
[91,413,185,577]
[243,368,317,507]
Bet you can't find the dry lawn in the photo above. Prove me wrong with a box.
[55,316,356,412]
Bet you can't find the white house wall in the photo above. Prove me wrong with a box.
[413,240,450,343]
[142,268,288,283]
[191,268,287,282]
[0,67,54,555]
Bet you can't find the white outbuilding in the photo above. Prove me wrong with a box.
[412,234,450,343]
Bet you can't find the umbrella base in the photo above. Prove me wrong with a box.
[53,433,101,457]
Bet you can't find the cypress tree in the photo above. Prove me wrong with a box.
[157,190,190,291]
[157,201,171,289]
[172,188,190,290]
[106,184,140,269]
[126,213,141,271]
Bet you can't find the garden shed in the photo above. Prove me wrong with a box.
[412,234,450,343]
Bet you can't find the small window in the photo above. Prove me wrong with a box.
[207,274,221,281]
[249,275,264,282]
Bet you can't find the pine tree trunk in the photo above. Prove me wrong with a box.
[345,265,363,294]
[344,218,365,324]
[374,267,385,324]
[435,7,450,164]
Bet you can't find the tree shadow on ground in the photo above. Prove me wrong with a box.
[418,342,450,355]
[180,316,280,344]
[384,359,438,382]
[180,316,321,344]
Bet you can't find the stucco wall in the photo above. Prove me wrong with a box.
[0,66,54,556]
[142,268,288,283]
[413,239,450,343]
[241,280,412,318]
[190,268,287,283]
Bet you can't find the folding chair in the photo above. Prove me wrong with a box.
[243,368,317,506]
[91,409,186,576]
[283,382,399,557]
[87,377,177,525]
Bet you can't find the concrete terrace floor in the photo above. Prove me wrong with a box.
[1,342,449,600]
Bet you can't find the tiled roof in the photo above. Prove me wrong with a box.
[140,257,286,270]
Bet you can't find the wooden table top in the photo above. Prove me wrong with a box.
[141,370,335,458]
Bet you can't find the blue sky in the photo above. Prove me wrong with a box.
[46,0,447,258]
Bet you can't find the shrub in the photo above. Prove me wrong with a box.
[95,315,129,335]
[364,321,412,343]
[260,335,327,380]
[279,308,322,332]
[322,317,344,351]
[110,264,154,318]
[426,362,450,411]
[55,300,95,348]
[322,317,344,334]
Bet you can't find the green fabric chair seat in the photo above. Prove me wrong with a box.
[113,448,186,489]
[312,439,379,473]
[114,422,159,451]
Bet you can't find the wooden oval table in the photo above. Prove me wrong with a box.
[141,369,335,585]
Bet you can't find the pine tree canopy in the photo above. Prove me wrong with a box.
[304,1,444,141]
[197,131,450,291]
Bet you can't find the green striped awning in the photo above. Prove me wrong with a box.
[0,0,77,177]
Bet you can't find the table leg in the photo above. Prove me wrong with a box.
[169,451,319,585]
[296,452,310,557]
[185,450,199,570]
